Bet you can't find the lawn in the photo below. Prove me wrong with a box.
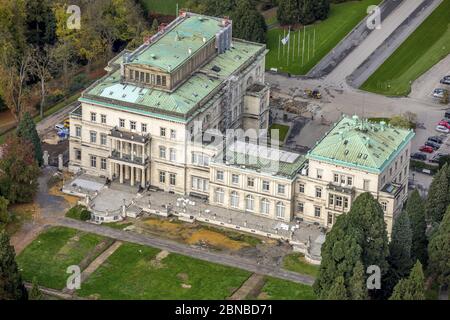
[269,123,290,142]
[282,253,319,277]
[265,0,382,75]
[139,0,187,16]
[361,0,450,96]
[258,277,316,300]
[16,227,107,290]
[78,242,251,299]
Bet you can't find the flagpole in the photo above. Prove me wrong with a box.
[287,27,290,66]
[298,29,300,57]
[278,34,281,61]
[308,30,311,62]
[283,28,286,57]
[313,28,316,58]
[302,25,306,67]
[292,33,295,62]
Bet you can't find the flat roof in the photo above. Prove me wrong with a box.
[82,39,265,121]
[307,116,415,173]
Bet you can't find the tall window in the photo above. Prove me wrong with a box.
[141,123,147,133]
[297,202,304,213]
[90,131,97,143]
[246,195,254,211]
[160,127,166,137]
[170,129,176,139]
[381,201,387,212]
[215,188,224,204]
[216,171,224,181]
[90,112,96,122]
[192,176,208,192]
[232,174,239,184]
[277,184,285,194]
[261,198,270,215]
[159,171,166,183]
[262,180,270,192]
[169,173,176,185]
[75,149,81,160]
[230,191,239,208]
[119,119,125,128]
[314,206,321,217]
[101,114,106,124]
[75,126,81,137]
[130,121,136,130]
[276,202,285,218]
[315,187,322,198]
[159,146,166,159]
[90,155,97,167]
[100,158,106,170]
[299,184,305,193]
[100,133,107,145]
[363,179,370,191]
[247,177,255,187]
[170,148,176,161]
[316,169,323,179]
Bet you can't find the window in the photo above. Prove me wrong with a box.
[134,70,139,80]
[247,177,255,187]
[261,198,270,215]
[119,119,125,128]
[316,169,323,179]
[299,184,305,193]
[246,195,254,211]
[381,201,387,212]
[162,76,167,86]
[230,191,239,208]
[169,173,176,186]
[297,202,304,213]
[75,149,81,160]
[347,177,353,186]
[314,206,321,217]
[90,155,97,168]
[344,197,349,209]
[329,194,334,206]
[216,171,224,181]
[100,133,107,145]
[90,131,97,144]
[277,184,285,194]
[145,73,150,83]
[335,196,343,207]
[170,129,176,139]
[130,121,136,130]
[363,179,370,191]
[141,123,147,133]
[315,187,322,198]
[160,127,166,137]
[159,171,166,183]
[328,213,333,225]
[100,158,106,170]
[262,180,270,192]
[101,114,106,124]
[159,146,166,159]
[191,176,208,192]
[333,173,339,183]
[191,152,209,166]
[75,126,81,137]
[215,188,224,204]
[140,72,144,82]
[157,75,161,85]
[232,174,239,184]
[169,148,176,161]
[90,112,96,122]
[130,69,134,80]
[276,202,285,218]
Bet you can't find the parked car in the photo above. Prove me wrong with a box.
[438,120,450,129]
[55,123,65,131]
[436,125,450,133]
[440,76,450,85]
[428,136,444,144]
[430,153,445,164]
[411,152,427,161]
[425,140,440,150]
[433,88,447,98]
[419,146,434,153]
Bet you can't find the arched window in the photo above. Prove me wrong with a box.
[215,188,224,204]
[230,191,239,208]
[261,198,270,215]
[246,76,253,86]
[276,202,285,218]
[246,195,254,212]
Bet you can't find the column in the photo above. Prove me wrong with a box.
[141,145,145,164]
[130,166,135,186]
[120,140,123,158]
[141,168,146,188]
[125,165,130,180]
[119,164,124,184]
[109,162,113,180]
[131,143,135,162]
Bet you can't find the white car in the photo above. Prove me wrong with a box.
[433,88,447,98]
[435,125,450,133]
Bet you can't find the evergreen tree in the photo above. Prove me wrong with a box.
[0,231,28,300]
[231,0,267,43]
[426,164,449,224]
[16,112,43,166]
[312,0,330,21]
[151,18,159,33]
[348,260,368,300]
[277,0,299,25]
[326,276,348,300]
[25,0,57,47]
[406,189,428,266]
[389,261,425,300]
[29,277,42,300]
[427,205,450,286]
[298,0,315,25]
[0,196,9,227]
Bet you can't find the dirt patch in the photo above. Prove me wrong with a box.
[149,250,170,269]
[186,229,249,251]
[57,233,82,257]
[47,172,79,207]
[257,291,270,300]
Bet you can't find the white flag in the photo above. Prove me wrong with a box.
[281,28,290,45]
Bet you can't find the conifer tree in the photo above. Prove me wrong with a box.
[348,261,368,300]
[389,261,425,300]
[16,112,43,166]
[326,276,348,300]
[406,189,428,266]
[426,164,449,224]
[428,205,450,286]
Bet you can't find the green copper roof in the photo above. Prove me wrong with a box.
[307,116,415,173]
[83,39,264,120]
[214,141,306,179]
[130,15,224,72]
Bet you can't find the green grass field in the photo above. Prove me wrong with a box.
[259,277,316,300]
[17,227,107,289]
[282,253,319,277]
[361,0,450,96]
[265,0,381,75]
[269,123,290,142]
[139,0,187,15]
[78,242,251,299]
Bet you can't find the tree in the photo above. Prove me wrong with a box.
[277,0,300,25]
[426,163,449,224]
[389,261,425,300]
[385,210,413,297]
[390,114,413,129]
[29,277,42,300]
[151,18,159,33]
[312,0,330,21]
[348,261,368,300]
[0,196,10,227]
[16,112,43,167]
[24,0,56,47]
[0,135,40,204]
[427,205,450,286]
[231,0,267,43]
[326,276,348,300]
[406,189,428,266]
[0,230,28,300]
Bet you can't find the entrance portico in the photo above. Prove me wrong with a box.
[109,162,150,188]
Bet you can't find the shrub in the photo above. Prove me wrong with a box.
[66,205,91,221]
